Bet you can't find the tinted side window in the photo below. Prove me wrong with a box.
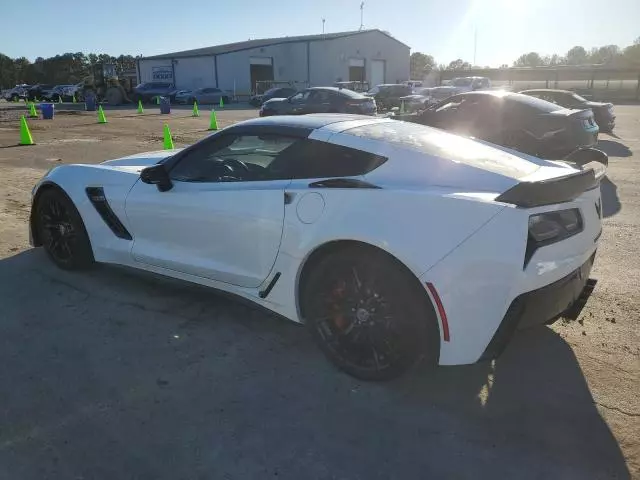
[285,140,387,179]
[170,134,301,182]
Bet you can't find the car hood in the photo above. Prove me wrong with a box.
[101,149,183,169]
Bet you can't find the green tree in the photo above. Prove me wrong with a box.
[410,52,435,79]
[447,59,471,70]
[589,45,621,64]
[514,52,544,67]
[566,46,588,65]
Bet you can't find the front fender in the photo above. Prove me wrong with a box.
[31,164,142,260]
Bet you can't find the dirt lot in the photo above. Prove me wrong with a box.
[0,102,638,479]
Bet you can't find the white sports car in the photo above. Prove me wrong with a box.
[30,114,605,380]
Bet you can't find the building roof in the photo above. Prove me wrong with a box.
[141,29,408,60]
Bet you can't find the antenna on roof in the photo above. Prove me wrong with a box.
[359,2,364,30]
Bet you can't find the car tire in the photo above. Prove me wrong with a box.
[302,245,439,381]
[36,188,94,271]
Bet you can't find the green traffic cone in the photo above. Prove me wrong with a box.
[192,101,199,117]
[219,96,224,108]
[72,94,77,103]
[137,100,144,114]
[163,124,174,150]
[19,115,35,145]
[97,105,107,124]
[208,109,218,131]
[29,102,38,118]
[58,95,62,104]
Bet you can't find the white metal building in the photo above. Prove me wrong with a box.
[137,29,410,96]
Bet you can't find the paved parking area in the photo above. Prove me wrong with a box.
[0,102,638,479]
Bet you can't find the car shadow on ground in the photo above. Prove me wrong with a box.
[598,139,633,157]
[0,249,630,479]
[601,176,621,217]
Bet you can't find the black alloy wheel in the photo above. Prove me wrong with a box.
[303,247,439,381]
[36,189,94,270]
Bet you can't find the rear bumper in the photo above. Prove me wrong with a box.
[480,252,595,360]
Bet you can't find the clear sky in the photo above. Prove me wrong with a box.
[1,0,638,66]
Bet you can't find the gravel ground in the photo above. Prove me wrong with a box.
[0,101,638,479]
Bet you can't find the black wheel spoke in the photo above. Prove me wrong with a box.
[39,196,79,264]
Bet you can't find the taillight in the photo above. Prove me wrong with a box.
[524,208,583,268]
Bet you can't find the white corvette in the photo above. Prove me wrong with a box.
[30,114,605,380]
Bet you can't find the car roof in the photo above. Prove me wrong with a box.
[452,90,513,98]
[234,114,382,130]
[307,87,349,93]
[520,89,573,94]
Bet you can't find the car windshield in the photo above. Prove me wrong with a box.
[348,121,540,180]
[367,86,380,95]
[571,93,588,102]
[452,78,473,87]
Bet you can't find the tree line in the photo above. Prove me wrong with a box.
[0,52,139,88]
[410,37,640,79]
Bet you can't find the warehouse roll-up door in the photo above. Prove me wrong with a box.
[349,58,365,82]
[250,57,274,94]
[370,60,385,87]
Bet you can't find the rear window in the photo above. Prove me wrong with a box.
[285,139,386,178]
[334,88,366,99]
[508,94,563,113]
[346,121,540,180]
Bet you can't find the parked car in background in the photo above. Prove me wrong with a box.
[43,85,76,102]
[519,89,616,132]
[175,87,230,105]
[27,84,55,101]
[2,84,29,101]
[410,91,599,159]
[260,87,376,116]
[449,76,492,93]
[132,82,178,103]
[398,87,434,112]
[365,84,413,110]
[249,87,298,107]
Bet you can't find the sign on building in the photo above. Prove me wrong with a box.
[152,66,173,82]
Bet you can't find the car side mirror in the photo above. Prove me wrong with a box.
[140,164,173,192]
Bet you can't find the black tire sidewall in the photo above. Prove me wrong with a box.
[36,188,94,270]
[302,246,440,381]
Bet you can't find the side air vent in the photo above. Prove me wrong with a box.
[85,187,132,240]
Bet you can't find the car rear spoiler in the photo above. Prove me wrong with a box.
[496,163,605,208]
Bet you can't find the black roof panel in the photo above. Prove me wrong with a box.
[235,114,376,130]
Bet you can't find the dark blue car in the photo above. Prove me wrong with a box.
[133,82,178,104]
[260,87,377,117]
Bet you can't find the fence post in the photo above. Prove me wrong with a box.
[636,72,640,100]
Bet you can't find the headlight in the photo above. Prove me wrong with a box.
[524,208,583,267]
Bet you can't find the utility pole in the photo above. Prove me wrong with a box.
[322,18,326,35]
[359,2,364,31]
[473,28,478,66]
